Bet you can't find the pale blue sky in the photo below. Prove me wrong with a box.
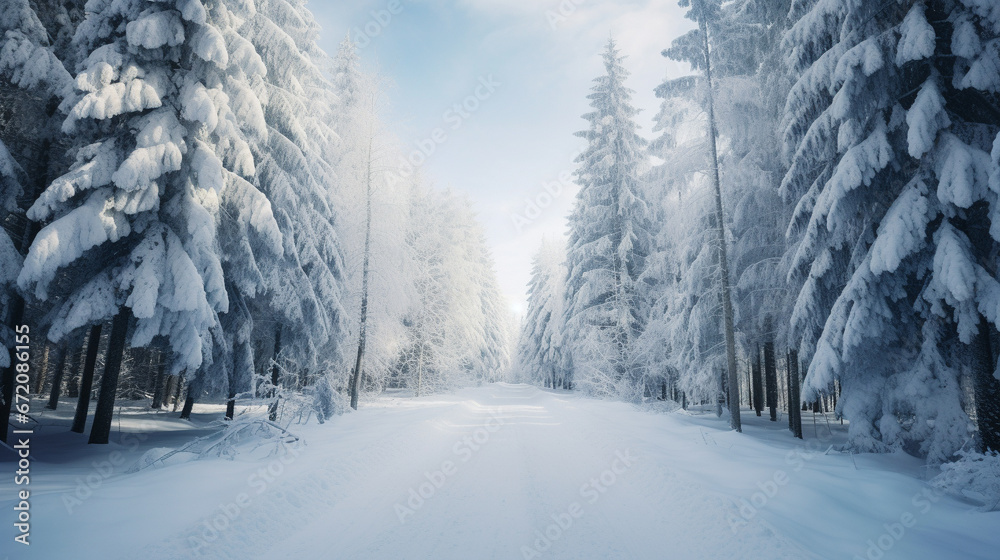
[309,0,694,315]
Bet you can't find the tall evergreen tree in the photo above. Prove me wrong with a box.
[230,0,349,419]
[16,0,282,438]
[783,0,1000,459]
[564,38,653,400]
[0,0,75,441]
[518,238,568,388]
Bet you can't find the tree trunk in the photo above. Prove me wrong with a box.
[225,396,235,420]
[67,343,84,398]
[180,388,196,420]
[45,343,69,410]
[788,350,803,439]
[716,369,725,418]
[172,373,184,412]
[764,339,778,422]
[415,339,425,398]
[71,324,103,434]
[350,121,375,411]
[161,375,175,409]
[752,345,763,416]
[745,360,752,408]
[786,351,794,431]
[268,325,282,421]
[34,343,51,394]
[89,310,130,444]
[0,286,25,442]
[699,15,740,432]
[0,140,47,443]
[150,354,167,409]
[973,317,1000,452]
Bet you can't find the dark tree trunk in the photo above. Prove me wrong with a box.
[745,361,752,408]
[697,15,741,433]
[973,317,1000,452]
[89,311,130,444]
[225,397,235,420]
[764,340,777,421]
[350,129,374,411]
[71,324,103,434]
[752,345,763,417]
[786,351,794,432]
[268,325,282,421]
[45,343,69,410]
[0,297,26,443]
[150,354,167,409]
[161,375,176,409]
[34,343,51,394]
[788,350,803,439]
[180,389,195,420]
[172,373,184,412]
[66,342,84,398]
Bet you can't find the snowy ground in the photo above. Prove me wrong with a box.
[2,383,998,559]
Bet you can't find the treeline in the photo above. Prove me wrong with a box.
[0,0,513,445]
[517,0,1000,462]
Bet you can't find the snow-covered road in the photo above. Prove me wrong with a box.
[6,383,998,559]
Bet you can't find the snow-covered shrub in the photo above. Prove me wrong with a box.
[932,450,1000,511]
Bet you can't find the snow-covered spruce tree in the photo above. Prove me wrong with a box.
[330,35,412,408]
[0,141,24,372]
[221,0,348,421]
[17,0,282,439]
[662,0,776,428]
[666,0,796,418]
[0,0,76,442]
[395,185,511,395]
[640,89,727,406]
[469,229,514,384]
[564,37,654,401]
[517,237,568,388]
[783,0,1000,459]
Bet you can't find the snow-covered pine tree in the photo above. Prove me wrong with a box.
[16,0,282,439]
[564,37,653,401]
[473,243,514,384]
[395,185,510,395]
[640,87,727,406]
[0,140,24,372]
[661,0,755,429]
[221,0,348,420]
[0,0,76,442]
[783,0,1000,459]
[330,35,412,408]
[518,238,568,388]
[668,0,796,420]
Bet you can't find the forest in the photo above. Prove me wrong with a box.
[1,0,1000,557]
[516,0,1000,467]
[0,0,513,447]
